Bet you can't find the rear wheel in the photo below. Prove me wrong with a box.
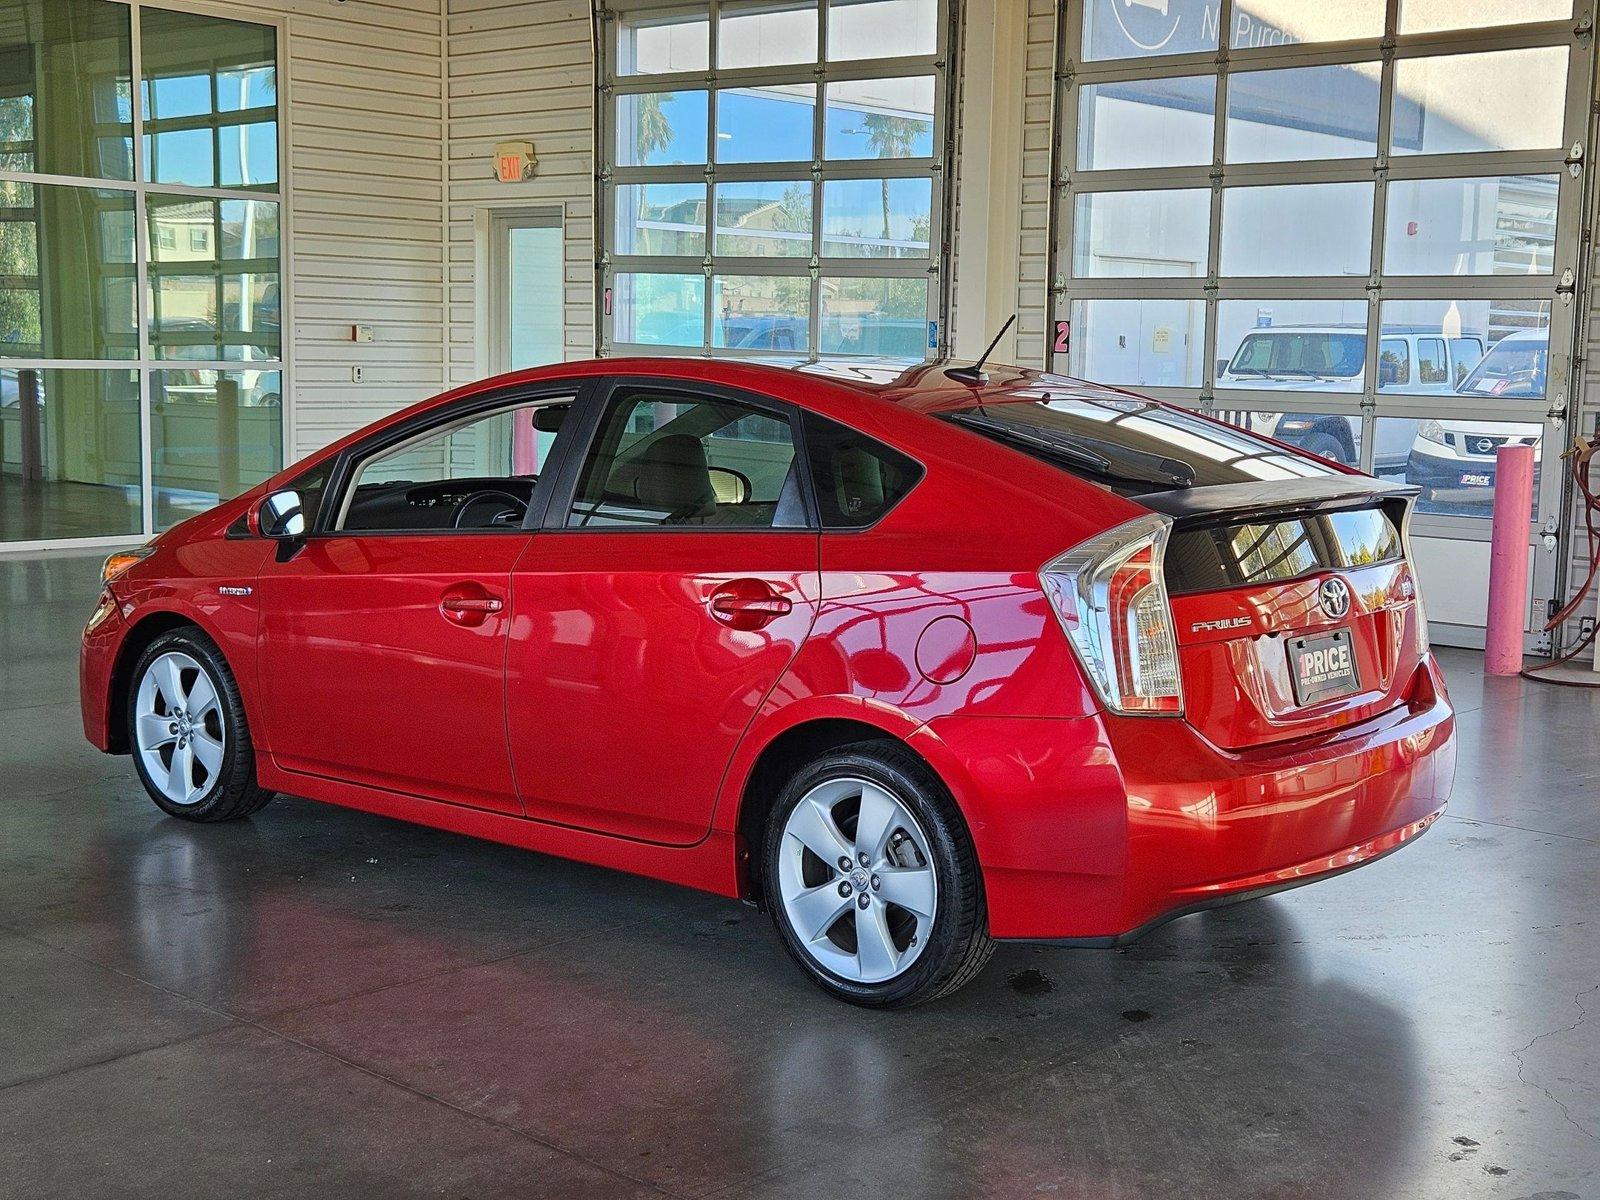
[128,629,274,822]
[764,742,993,1007]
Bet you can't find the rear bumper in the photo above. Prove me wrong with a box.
[923,655,1455,941]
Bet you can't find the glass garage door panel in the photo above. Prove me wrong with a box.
[1072,189,1209,278]
[1076,76,1215,171]
[1225,62,1381,164]
[1383,176,1558,276]
[1219,183,1373,278]
[1055,0,1590,646]
[1066,299,1204,389]
[1399,0,1572,34]
[1391,48,1568,157]
[615,183,707,257]
[1215,300,1371,393]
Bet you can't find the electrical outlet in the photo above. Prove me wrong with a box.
[351,366,364,384]
[1582,615,1597,643]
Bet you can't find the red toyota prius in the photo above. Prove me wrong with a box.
[81,358,1455,1007]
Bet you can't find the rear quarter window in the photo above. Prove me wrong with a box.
[803,414,923,529]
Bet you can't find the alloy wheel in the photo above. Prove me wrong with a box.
[776,776,938,984]
[134,651,226,806]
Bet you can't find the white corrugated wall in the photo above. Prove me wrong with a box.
[1013,0,1055,369]
[445,0,594,385]
[282,0,449,459]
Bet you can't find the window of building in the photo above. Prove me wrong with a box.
[598,0,949,361]
[0,0,283,547]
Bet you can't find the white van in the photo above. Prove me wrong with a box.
[1217,324,1485,469]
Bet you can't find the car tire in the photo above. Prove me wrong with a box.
[763,740,994,1008]
[127,628,275,822]
[1297,431,1352,466]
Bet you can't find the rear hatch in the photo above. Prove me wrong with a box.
[1145,483,1424,750]
[938,384,1427,749]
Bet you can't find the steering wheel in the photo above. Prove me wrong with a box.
[450,489,528,530]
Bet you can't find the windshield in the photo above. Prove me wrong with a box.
[1227,331,1365,379]
[939,390,1342,495]
[1458,340,1547,398]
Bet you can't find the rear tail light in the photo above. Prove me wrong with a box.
[1040,514,1184,716]
[1398,500,1430,655]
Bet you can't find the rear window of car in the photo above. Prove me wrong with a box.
[938,391,1342,496]
[1164,506,1404,595]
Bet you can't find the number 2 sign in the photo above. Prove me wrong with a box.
[1053,320,1070,355]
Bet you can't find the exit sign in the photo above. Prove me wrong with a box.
[493,140,537,184]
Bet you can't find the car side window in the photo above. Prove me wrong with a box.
[1417,337,1448,384]
[565,389,803,529]
[803,414,923,529]
[334,398,572,533]
[1378,337,1410,386]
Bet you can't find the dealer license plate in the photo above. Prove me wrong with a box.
[1287,628,1361,707]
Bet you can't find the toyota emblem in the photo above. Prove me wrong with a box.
[1319,577,1352,620]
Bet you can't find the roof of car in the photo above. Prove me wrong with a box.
[493,355,1149,416]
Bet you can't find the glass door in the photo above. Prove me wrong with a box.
[487,210,565,474]
[489,210,565,375]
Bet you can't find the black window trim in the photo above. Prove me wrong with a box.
[536,374,821,535]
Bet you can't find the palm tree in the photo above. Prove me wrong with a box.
[635,93,674,163]
[862,114,925,250]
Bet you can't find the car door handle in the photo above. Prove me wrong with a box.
[442,596,503,613]
[708,583,793,630]
[440,588,505,626]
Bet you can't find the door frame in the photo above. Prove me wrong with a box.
[478,206,567,379]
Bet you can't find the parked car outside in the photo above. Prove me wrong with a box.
[1218,324,1484,470]
[81,358,1454,1006]
[1403,330,1549,509]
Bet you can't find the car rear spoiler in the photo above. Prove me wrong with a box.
[1136,475,1420,526]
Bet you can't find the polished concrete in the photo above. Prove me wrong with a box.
[2,552,1597,1200]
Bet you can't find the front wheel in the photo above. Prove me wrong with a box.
[1295,431,1352,466]
[763,742,993,1007]
[128,628,275,822]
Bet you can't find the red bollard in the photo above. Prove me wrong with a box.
[1484,442,1536,675]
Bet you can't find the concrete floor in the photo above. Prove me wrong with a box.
[2,552,1597,1200]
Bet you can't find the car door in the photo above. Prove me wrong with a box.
[257,386,582,814]
[505,380,821,845]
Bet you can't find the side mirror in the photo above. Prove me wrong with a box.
[260,489,305,539]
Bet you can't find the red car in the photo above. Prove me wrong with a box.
[81,359,1455,1007]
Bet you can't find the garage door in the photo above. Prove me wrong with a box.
[1047,0,1593,648]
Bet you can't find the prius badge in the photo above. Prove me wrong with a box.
[1319,577,1352,620]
